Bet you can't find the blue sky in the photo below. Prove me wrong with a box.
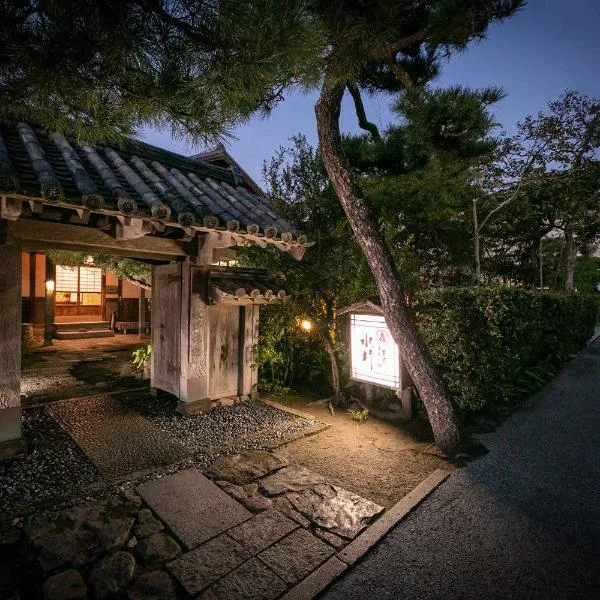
[142,0,600,186]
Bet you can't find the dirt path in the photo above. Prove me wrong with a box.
[271,395,453,508]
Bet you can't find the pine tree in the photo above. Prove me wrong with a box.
[0,0,525,453]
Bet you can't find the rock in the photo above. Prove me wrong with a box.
[134,509,163,539]
[0,526,20,561]
[259,466,326,497]
[239,495,273,513]
[120,489,143,510]
[137,533,181,565]
[127,536,138,549]
[42,569,87,600]
[228,509,297,555]
[89,551,136,599]
[287,483,384,539]
[314,528,346,549]
[273,497,311,528]
[243,483,259,496]
[215,480,247,503]
[206,451,288,485]
[26,500,135,573]
[128,571,176,600]
[258,529,334,585]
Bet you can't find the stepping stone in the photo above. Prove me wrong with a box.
[199,557,287,600]
[167,534,250,596]
[228,509,298,555]
[136,532,181,565]
[128,571,176,600]
[287,483,384,539]
[43,569,87,600]
[137,469,252,549]
[206,451,288,485]
[89,551,136,600]
[259,466,327,496]
[258,529,334,585]
[26,497,136,572]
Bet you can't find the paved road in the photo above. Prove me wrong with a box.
[323,341,600,600]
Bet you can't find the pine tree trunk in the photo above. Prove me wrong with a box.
[322,335,342,402]
[315,79,461,455]
[564,226,575,291]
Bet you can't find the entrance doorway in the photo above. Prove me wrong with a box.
[54,265,103,321]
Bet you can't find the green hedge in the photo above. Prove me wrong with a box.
[415,287,597,412]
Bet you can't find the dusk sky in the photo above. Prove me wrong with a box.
[142,0,600,186]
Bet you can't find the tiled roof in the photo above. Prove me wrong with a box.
[0,122,306,248]
[207,267,289,305]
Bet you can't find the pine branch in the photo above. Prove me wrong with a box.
[347,83,381,143]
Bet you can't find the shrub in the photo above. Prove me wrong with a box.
[415,287,597,412]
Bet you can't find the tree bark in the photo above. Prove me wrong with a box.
[564,226,575,291]
[315,79,461,455]
[322,335,342,403]
[472,198,481,284]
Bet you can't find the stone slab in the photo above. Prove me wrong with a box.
[287,483,384,539]
[167,533,250,595]
[48,395,189,479]
[138,469,252,550]
[199,557,288,600]
[258,529,334,585]
[336,469,449,566]
[206,450,288,485]
[259,466,327,496]
[228,509,298,555]
[280,557,347,600]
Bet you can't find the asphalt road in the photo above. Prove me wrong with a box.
[322,341,600,600]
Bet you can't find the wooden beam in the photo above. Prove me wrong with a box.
[14,218,195,260]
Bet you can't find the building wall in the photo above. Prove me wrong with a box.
[20,252,151,324]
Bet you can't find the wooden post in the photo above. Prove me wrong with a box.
[178,264,210,412]
[138,285,146,340]
[238,305,259,399]
[0,222,25,457]
[44,255,54,346]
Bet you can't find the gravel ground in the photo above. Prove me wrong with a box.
[0,409,101,520]
[120,391,324,454]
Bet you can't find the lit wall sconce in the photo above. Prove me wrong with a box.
[46,279,55,293]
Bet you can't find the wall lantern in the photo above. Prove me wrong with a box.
[45,279,55,293]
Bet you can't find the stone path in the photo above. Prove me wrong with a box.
[1,450,386,599]
[48,395,190,480]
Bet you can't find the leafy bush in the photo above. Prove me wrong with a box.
[415,287,597,412]
[131,344,152,378]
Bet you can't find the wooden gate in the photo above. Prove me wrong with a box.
[208,305,240,399]
[151,263,182,396]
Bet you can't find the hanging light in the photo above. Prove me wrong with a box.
[45,279,55,293]
[300,319,313,332]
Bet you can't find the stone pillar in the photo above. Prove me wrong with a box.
[178,265,210,413]
[0,223,24,457]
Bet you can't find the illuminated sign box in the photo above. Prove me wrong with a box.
[350,313,401,390]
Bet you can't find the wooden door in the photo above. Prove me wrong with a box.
[151,263,182,396]
[208,306,240,399]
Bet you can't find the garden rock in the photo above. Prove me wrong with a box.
[287,483,384,539]
[137,532,181,565]
[215,480,247,503]
[134,509,163,539]
[206,451,288,484]
[240,495,273,513]
[42,569,87,600]
[128,571,176,600]
[89,551,136,599]
[259,465,326,496]
[216,480,273,513]
[273,496,311,528]
[27,500,135,572]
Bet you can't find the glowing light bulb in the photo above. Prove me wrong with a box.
[300,319,313,332]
